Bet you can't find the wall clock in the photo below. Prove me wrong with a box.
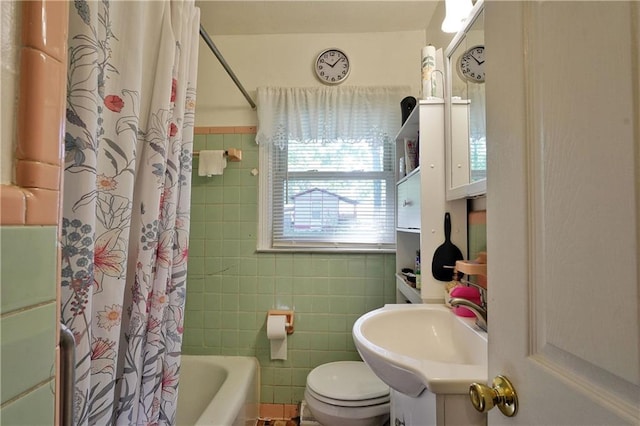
[458,45,485,83]
[315,48,350,85]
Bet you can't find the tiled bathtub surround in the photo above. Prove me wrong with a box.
[0,1,68,424]
[0,226,58,425]
[183,128,397,405]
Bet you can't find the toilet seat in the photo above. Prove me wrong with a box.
[306,361,389,406]
[304,388,390,424]
[306,386,390,407]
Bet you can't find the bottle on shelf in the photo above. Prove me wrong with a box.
[415,250,422,290]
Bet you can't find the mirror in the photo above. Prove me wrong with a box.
[445,1,486,200]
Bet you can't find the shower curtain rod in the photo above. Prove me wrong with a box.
[199,24,257,110]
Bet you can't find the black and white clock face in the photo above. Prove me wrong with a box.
[458,45,485,83]
[315,49,350,85]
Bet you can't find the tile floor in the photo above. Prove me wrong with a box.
[256,420,298,426]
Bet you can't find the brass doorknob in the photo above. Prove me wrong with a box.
[469,375,518,417]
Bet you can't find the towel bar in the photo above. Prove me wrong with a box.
[192,148,242,162]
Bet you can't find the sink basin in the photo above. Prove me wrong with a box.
[352,304,487,396]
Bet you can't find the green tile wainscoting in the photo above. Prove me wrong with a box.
[0,226,58,424]
[182,131,398,404]
[468,210,487,261]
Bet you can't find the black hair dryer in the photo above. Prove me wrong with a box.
[400,96,417,125]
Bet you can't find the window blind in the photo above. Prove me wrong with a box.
[270,138,395,249]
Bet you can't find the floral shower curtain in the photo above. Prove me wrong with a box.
[60,1,199,424]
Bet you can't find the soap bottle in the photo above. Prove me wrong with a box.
[415,250,421,290]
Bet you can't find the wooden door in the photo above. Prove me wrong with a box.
[485,1,639,424]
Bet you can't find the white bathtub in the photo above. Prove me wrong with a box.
[176,355,260,426]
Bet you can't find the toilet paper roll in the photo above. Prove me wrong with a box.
[421,45,437,99]
[267,315,287,360]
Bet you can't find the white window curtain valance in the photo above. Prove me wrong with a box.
[255,86,411,148]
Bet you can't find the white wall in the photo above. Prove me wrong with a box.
[424,1,456,53]
[195,30,427,126]
[1,0,20,184]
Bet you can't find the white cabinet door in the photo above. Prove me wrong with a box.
[397,171,421,230]
[450,101,470,189]
[485,2,639,424]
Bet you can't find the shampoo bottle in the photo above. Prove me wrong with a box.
[415,250,421,290]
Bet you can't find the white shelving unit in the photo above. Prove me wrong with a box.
[395,100,467,304]
[395,104,422,303]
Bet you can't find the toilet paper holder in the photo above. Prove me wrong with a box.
[267,309,294,334]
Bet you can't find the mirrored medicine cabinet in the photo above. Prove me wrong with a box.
[444,0,486,200]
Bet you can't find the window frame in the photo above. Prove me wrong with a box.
[257,139,396,253]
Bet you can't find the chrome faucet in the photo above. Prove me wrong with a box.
[449,298,488,332]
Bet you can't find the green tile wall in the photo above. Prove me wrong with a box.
[468,212,487,261]
[183,132,397,404]
[0,303,56,403]
[1,226,58,313]
[0,226,57,424]
[0,383,55,426]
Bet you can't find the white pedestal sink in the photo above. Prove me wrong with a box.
[352,304,487,396]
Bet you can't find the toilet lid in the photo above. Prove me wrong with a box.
[307,361,389,401]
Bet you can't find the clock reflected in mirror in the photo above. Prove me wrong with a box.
[458,45,485,83]
[315,48,351,85]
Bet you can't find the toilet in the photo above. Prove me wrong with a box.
[304,361,390,426]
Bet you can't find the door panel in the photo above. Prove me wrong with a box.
[485,1,640,424]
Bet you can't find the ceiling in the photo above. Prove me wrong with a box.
[196,1,441,35]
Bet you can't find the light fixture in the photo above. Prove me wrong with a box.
[441,0,474,33]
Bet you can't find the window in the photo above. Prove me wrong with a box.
[256,86,408,251]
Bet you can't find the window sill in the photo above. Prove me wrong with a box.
[256,247,396,254]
